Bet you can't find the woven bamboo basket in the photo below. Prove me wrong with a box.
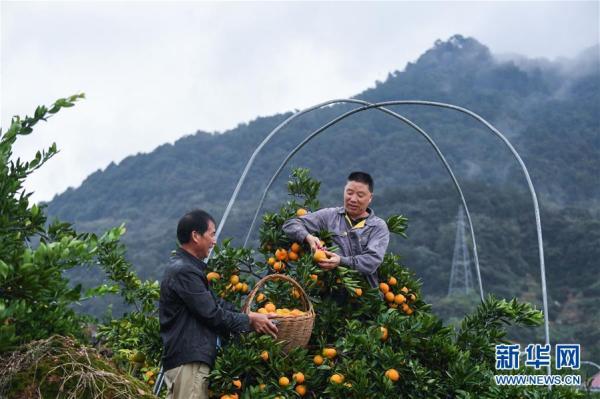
[243,274,315,352]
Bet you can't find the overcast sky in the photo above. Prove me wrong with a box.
[1,1,598,203]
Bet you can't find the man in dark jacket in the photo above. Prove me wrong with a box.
[160,209,277,399]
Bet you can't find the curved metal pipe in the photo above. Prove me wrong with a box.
[242,100,484,301]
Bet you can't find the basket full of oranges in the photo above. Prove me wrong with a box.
[242,274,315,352]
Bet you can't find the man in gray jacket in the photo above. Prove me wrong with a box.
[283,172,389,288]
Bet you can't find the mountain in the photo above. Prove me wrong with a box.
[45,35,600,360]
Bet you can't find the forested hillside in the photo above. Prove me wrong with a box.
[46,35,600,361]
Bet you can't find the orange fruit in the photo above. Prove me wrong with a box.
[292,288,301,299]
[354,288,363,297]
[230,275,240,285]
[313,250,328,262]
[330,373,344,384]
[293,372,305,384]
[384,292,395,303]
[296,208,308,217]
[278,376,290,387]
[288,251,299,261]
[394,294,406,304]
[380,326,388,342]
[379,282,390,294]
[322,348,337,359]
[267,257,275,266]
[385,368,400,382]
[390,302,399,308]
[264,302,276,313]
[275,248,288,261]
[388,276,397,286]
[408,293,416,302]
[232,379,242,389]
[310,274,318,281]
[260,351,269,361]
[273,261,285,272]
[256,293,266,302]
[313,355,324,365]
[257,307,267,314]
[220,395,230,399]
[259,383,266,391]
[206,272,220,282]
[290,242,301,253]
[230,394,239,399]
[400,286,409,294]
[235,282,243,292]
[295,384,307,396]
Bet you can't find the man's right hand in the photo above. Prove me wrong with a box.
[305,234,323,253]
[248,312,278,338]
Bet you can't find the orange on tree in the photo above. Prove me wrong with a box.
[293,372,305,384]
[354,287,363,297]
[278,376,290,387]
[388,276,397,286]
[273,261,285,272]
[408,293,417,302]
[232,379,242,389]
[260,351,269,361]
[394,293,406,304]
[206,272,220,282]
[230,275,240,285]
[330,373,345,384]
[400,286,409,294]
[296,208,308,217]
[256,293,266,302]
[275,248,288,261]
[235,282,243,292]
[384,291,395,303]
[292,288,301,299]
[259,383,266,391]
[313,354,324,365]
[379,282,390,294]
[295,384,307,396]
[310,274,318,281]
[385,368,400,382]
[322,347,337,359]
[267,257,275,266]
[290,242,301,253]
[380,326,388,342]
[288,251,299,261]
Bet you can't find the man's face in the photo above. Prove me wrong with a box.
[344,180,372,218]
[192,220,216,259]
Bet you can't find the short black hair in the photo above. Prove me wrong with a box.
[347,171,373,193]
[177,209,215,244]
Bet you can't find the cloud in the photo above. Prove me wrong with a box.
[1,1,598,202]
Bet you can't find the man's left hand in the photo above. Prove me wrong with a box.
[318,250,340,270]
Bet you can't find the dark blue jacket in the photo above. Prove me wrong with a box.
[159,248,250,370]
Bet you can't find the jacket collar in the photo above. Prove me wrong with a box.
[336,206,377,226]
[176,247,207,270]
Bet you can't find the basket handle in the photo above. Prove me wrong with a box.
[243,274,314,314]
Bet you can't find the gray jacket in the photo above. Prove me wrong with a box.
[282,207,389,288]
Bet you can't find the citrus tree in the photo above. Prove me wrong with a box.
[0,96,157,397]
[203,168,584,399]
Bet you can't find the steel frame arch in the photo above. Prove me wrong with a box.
[211,98,550,375]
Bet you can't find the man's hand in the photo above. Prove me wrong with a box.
[304,234,323,253]
[248,312,278,338]
[318,250,340,270]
